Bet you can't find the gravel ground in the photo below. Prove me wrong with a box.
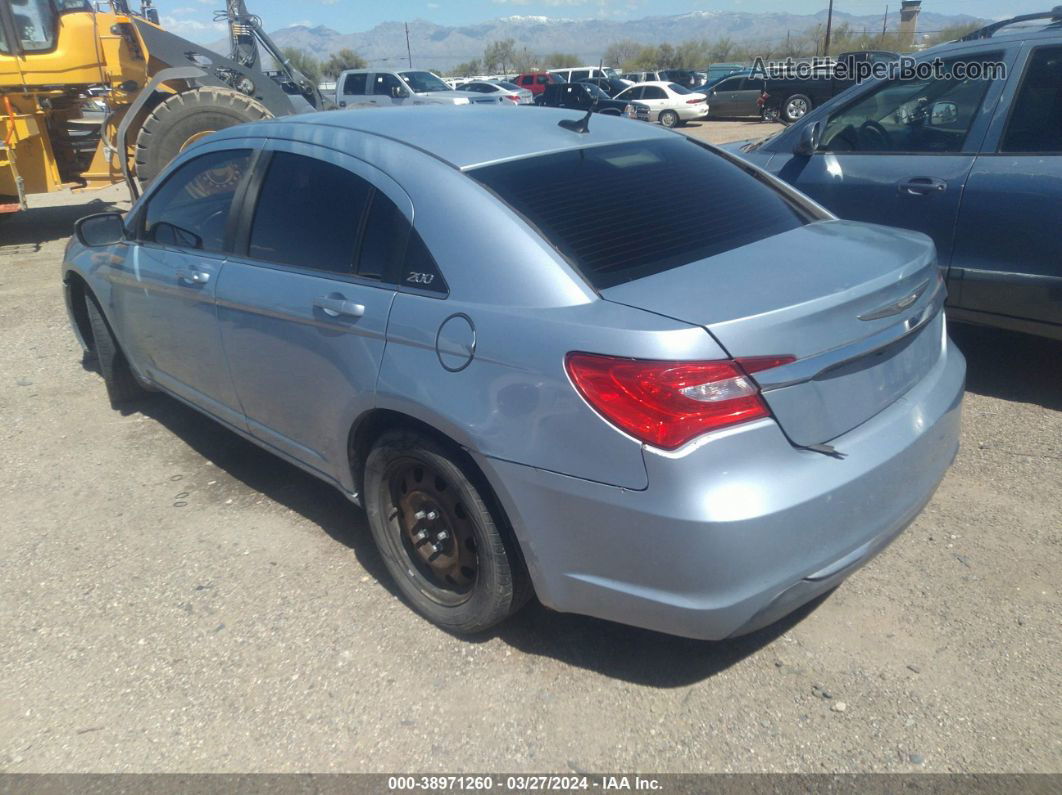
[1,119,1059,774]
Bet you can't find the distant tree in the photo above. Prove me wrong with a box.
[923,22,981,47]
[543,52,581,69]
[484,38,517,74]
[603,39,642,68]
[448,59,482,77]
[656,43,677,70]
[281,46,322,84]
[321,48,367,79]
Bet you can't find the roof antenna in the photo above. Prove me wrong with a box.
[558,58,603,134]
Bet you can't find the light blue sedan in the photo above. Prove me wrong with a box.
[62,106,964,639]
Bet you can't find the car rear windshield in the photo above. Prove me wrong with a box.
[466,138,807,289]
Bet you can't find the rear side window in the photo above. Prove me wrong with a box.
[144,149,251,253]
[358,193,409,281]
[1002,46,1062,153]
[467,138,805,289]
[342,72,367,95]
[248,152,372,273]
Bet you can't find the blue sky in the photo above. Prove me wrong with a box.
[163,1,1043,43]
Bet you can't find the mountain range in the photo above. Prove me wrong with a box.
[213,9,985,72]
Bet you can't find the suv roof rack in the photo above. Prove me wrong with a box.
[960,7,1062,41]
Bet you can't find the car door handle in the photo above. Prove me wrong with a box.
[314,295,365,319]
[898,177,947,196]
[175,267,210,285]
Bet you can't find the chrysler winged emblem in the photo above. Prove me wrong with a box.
[859,280,930,321]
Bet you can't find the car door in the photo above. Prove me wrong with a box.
[216,144,407,475]
[707,76,744,116]
[950,42,1062,332]
[110,145,253,425]
[768,49,1016,298]
[732,77,767,116]
[640,85,669,114]
[337,71,370,107]
[372,72,408,106]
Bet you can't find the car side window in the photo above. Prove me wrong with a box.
[1001,46,1062,153]
[537,75,550,85]
[402,229,447,295]
[357,191,409,282]
[520,75,532,86]
[248,152,372,273]
[820,56,1000,154]
[342,72,368,95]
[643,87,666,100]
[571,70,590,82]
[142,149,251,253]
[374,73,403,96]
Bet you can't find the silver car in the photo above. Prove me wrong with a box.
[457,80,535,105]
[63,107,964,640]
[335,69,504,108]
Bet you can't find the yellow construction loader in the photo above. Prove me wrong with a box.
[0,0,324,221]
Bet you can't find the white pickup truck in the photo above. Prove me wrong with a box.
[335,69,506,108]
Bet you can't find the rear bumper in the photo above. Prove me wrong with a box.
[477,337,965,640]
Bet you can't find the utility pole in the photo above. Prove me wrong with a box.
[881,5,889,46]
[404,22,412,68]
[823,0,835,56]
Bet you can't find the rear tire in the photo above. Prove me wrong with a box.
[84,295,146,407]
[363,430,530,634]
[659,110,680,128]
[782,94,812,124]
[134,87,272,186]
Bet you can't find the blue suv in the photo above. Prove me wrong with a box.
[729,9,1062,341]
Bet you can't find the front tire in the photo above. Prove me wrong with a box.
[84,295,146,407]
[363,431,529,634]
[134,87,272,187]
[659,109,680,128]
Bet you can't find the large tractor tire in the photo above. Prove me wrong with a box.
[134,86,272,186]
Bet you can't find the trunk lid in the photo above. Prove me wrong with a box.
[601,220,946,447]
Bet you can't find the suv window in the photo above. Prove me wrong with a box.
[248,152,373,273]
[520,75,533,86]
[820,56,1000,154]
[571,70,590,82]
[143,149,251,253]
[537,74,551,84]
[467,138,805,289]
[342,72,368,95]
[716,77,744,91]
[1002,46,1062,153]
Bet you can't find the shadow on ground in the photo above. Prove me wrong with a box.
[125,392,816,687]
[0,198,119,249]
[950,322,1062,411]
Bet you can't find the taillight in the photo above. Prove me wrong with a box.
[565,353,793,451]
[687,98,703,104]
[506,95,520,103]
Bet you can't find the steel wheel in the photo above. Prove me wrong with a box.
[383,456,479,606]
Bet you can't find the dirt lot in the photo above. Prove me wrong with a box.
[1,119,1060,774]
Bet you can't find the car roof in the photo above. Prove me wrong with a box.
[220,106,672,171]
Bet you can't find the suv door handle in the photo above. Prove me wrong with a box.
[175,267,210,285]
[314,295,365,319]
[898,177,947,196]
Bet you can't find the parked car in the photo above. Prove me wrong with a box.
[548,66,619,84]
[63,105,963,640]
[513,70,566,97]
[727,10,1062,341]
[581,75,635,97]
[758,50,900,123]
[621,71,663,83]
[457,80,534,105]
[535,81,634,116]
[335,69,505,107]
[613,82,708,127]
[703,71,767,118]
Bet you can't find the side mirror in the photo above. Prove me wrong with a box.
[391,86,407,98]
[930,101,958,126]
[793,121,823,157]
[75,212,126,247]
[339,101,347,108]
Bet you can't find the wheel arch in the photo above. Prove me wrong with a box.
[63,270,95,355]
